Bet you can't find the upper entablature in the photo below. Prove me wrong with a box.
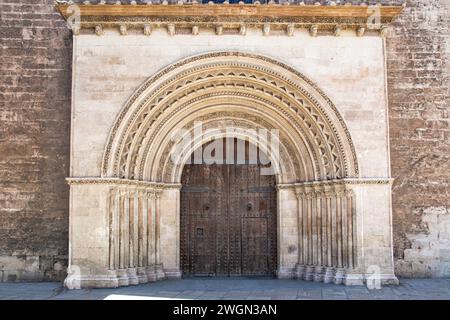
[55,0,405,36]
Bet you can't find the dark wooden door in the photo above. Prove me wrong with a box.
[180,140,277,277]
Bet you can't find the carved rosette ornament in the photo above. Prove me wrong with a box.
[56,2,404,37]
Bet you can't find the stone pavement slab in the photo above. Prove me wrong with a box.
[0,278,448,300]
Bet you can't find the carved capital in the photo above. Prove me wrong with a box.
[262,23,270,36]
[72,26,80,36]
[286,23,295,37]
[215,25,223,36]
[167,23,175,36]
[239,24,247,36]
[119,24,127,36]
[334,25,342,37]
[356,26,365,37]
[309,25,318,37]
[143,24,152,36]
[380,26,389,37]
[95,24,103,36]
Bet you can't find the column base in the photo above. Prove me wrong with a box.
[295,264,306,280]
[146,265,157,282]
[116,269,130,287]
[64,264,175,289]
[64,271,119,290]
[304,265,315,281]
[313,266,325,282]
[127,268,139,285]
[156,264,166,280]
[323,267,335,284]
[333,268,346,285]
[164,269,182,279]
[277,267,294,279]
[137,267,149,284]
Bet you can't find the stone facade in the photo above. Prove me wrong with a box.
[0,0,448,284]
[66,45,396,287]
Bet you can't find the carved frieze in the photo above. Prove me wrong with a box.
[55,2,404,37]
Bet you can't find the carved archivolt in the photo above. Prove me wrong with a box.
[102,52,358,184]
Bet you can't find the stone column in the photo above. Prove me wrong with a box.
[146,190,157,282]
[136,189,149,284]
[295,189,306,279]
[126,189,139,285]
[154,190,165,280]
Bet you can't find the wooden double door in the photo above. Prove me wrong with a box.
[180,157,277,277]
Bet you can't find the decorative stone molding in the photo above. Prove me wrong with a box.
[262,22,270,36]
[167,23,175,36]
[333,25,342,37]
[143,23,152,35]
[380,25,389,37]
[66,177,182,190]
[277,177,395,190]
[356,26,365,37]
[286,23,294,36]
[94,24,103,36]
[309,24,318,37]
[239,23,247,35]
[119,24,127,35]
[215,25,223,35]
[55,2,404,37]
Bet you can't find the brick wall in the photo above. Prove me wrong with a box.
[0,0,71,281]
[387,0,450,277]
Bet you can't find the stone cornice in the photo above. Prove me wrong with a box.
[55,2,405,36]
[67,177,392,189]
[277,177,394,189]
[66,177,182,189]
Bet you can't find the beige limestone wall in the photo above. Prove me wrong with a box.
[68,183,111,276]
[352,183,396,281]
[159,188,180,276]
[68,29,396,287]
[71,30,390,180]
[277,188,299,278]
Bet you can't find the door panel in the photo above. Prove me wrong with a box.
[180,140,277,277]
[242,218,268,276]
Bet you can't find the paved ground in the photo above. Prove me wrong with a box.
[0,278,449,300]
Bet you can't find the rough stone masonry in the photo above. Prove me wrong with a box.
[0,0,71,282]
[387,0,450,277]
[0,0,449,282]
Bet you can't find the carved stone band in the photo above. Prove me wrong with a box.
[56,3,404,36]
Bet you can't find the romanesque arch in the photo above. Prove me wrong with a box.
[102,52,359,185]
